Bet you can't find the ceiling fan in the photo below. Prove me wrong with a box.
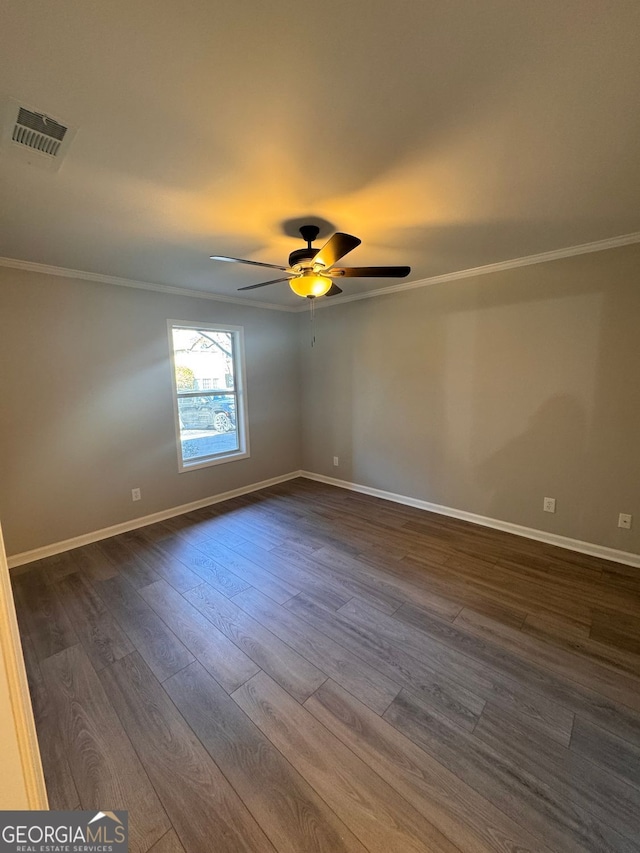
[210,225,411,299]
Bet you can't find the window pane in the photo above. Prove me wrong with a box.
[170,322,248,471]
[177,393,240,461]
[172,328,235,392]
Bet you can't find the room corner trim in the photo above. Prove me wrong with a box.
[0,256,296,312]
[304,230,640,310]
[300,471,640,568]
[0,524,49,809]
[7,471,303,570]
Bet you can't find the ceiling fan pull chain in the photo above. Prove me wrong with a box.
[310,296,316,347]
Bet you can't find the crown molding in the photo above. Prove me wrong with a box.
[0,256,297,312]
[2,228,640,314]
[300,230,640,311]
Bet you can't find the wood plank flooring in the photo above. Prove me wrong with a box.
[11,478,640,852]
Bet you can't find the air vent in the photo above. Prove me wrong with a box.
[1,99,77,171]
[12,108,67,156]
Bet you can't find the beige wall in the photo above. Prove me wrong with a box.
[2,243,640,560]
[299,243,640,555]
[0,267,301,556]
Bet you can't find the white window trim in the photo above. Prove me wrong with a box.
[167,319,250,472]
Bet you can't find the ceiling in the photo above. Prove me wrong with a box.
[1,0,639,308]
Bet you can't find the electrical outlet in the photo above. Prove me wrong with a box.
[618,513,632,530]
[131,488,141,502]
[333,456,339,467]
[543,497,556,513]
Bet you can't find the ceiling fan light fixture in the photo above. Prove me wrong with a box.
[289,272,332,298]
[211,224,411,297]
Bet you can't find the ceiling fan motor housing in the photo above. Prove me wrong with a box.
[289,224,322,268]
[288,247,319,268]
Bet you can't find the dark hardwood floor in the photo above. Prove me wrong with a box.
[11,478,640,852]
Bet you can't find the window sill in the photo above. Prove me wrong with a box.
[178,449,250,473]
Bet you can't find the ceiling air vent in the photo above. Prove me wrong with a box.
[1,99,77,171]
[13,108,67,155]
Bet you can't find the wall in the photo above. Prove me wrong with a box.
[299,243,640,555]
[0,267,301,556]
[2,243,640,560]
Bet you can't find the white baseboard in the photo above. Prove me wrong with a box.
[9,468,639,571]
[300,471,640,569]
[7,471,303,569]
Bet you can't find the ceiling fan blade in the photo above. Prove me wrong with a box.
[314,232,361,269]
[210,255,288,271]
[330,266,411,278]
[237,277,292,291]
[325,283,343,297]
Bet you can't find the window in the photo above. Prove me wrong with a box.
[168,321,249,471]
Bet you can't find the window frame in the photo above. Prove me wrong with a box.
[167,320,250,472]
